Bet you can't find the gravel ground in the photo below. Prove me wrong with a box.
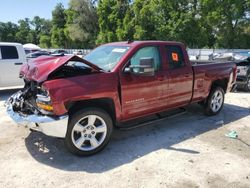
[0,89,250,188]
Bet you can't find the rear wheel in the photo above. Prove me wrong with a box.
[64,108,113,156]
[204,87,225,116]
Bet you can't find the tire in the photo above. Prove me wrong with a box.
[64,107,113,156]
[244,77,250,92]
[204,87,225,116]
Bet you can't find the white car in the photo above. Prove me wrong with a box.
[0,42,27,89]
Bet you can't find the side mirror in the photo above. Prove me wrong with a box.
[125,58,155,76]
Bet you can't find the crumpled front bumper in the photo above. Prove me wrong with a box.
[5,92,69,138]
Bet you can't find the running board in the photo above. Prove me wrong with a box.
[118,108,187,130]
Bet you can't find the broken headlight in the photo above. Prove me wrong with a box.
[36,88,53,113]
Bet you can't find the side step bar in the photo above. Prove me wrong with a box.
[119,108,187,130]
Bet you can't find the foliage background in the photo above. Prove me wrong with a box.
[0,0,249,49]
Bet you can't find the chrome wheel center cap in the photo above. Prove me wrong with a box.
[84,126,95,135]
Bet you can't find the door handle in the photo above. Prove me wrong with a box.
[15,62,23,65]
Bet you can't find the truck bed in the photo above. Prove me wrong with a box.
[191,60,232,65]
[190,60,236,102]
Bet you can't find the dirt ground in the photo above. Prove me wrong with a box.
[0,89,249,188]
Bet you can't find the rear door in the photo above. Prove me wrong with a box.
[119,45,166,120]
[163,45,193,108]
[0,45,24,87]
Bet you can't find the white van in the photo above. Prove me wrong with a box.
[0,42,27,88]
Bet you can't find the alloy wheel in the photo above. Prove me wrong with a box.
[71,115,107,151]
[210,90,223,113]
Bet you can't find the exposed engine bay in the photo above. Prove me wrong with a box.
[7,80,53,116]
[48,60,95,80]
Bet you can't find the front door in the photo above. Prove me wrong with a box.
[119,46,166,120]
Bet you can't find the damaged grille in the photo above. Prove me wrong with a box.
[8,80,52,116]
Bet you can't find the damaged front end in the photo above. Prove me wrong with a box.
[5,55,102,138]
[6,80,68,138]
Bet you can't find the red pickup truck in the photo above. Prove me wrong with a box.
[6,41,237,156]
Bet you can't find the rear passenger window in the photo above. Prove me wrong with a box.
[0,46,19,59]
[166,45,185,69]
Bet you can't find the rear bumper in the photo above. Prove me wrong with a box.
[6,93,68,138]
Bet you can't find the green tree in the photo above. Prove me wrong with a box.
[1,0,249,49]
[97,0,130,44]
[66,0,98,48]
[15,18,32,44]
[51,3,68,48]
[51,28,67,48]
[39,35,51,48]
[0,22,19,42]
[113,0,208,48]
[201,0,250,48]
[52,3,67,28]
[162,0,209,48]
[131,0,157,40]
[117,4,135,41]
[31,16,52,45]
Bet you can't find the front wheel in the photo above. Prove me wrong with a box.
[204,87,225,116]
[64,108,113,156]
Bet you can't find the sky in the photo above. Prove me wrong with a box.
[0,0,69,23]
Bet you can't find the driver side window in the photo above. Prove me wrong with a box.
[130,46,161,71]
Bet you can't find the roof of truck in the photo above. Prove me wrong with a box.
[103,40,184,47]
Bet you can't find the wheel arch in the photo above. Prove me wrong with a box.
[65,98,117,125]
[210,78,229,93]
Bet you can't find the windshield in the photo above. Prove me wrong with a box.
[83,45,130,71]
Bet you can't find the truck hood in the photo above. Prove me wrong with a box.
[20,55,102,83]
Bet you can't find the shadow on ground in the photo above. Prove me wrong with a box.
[24,103,250,173]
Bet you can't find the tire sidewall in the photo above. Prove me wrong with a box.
[205,87,225,116]
[65,108,113,156]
